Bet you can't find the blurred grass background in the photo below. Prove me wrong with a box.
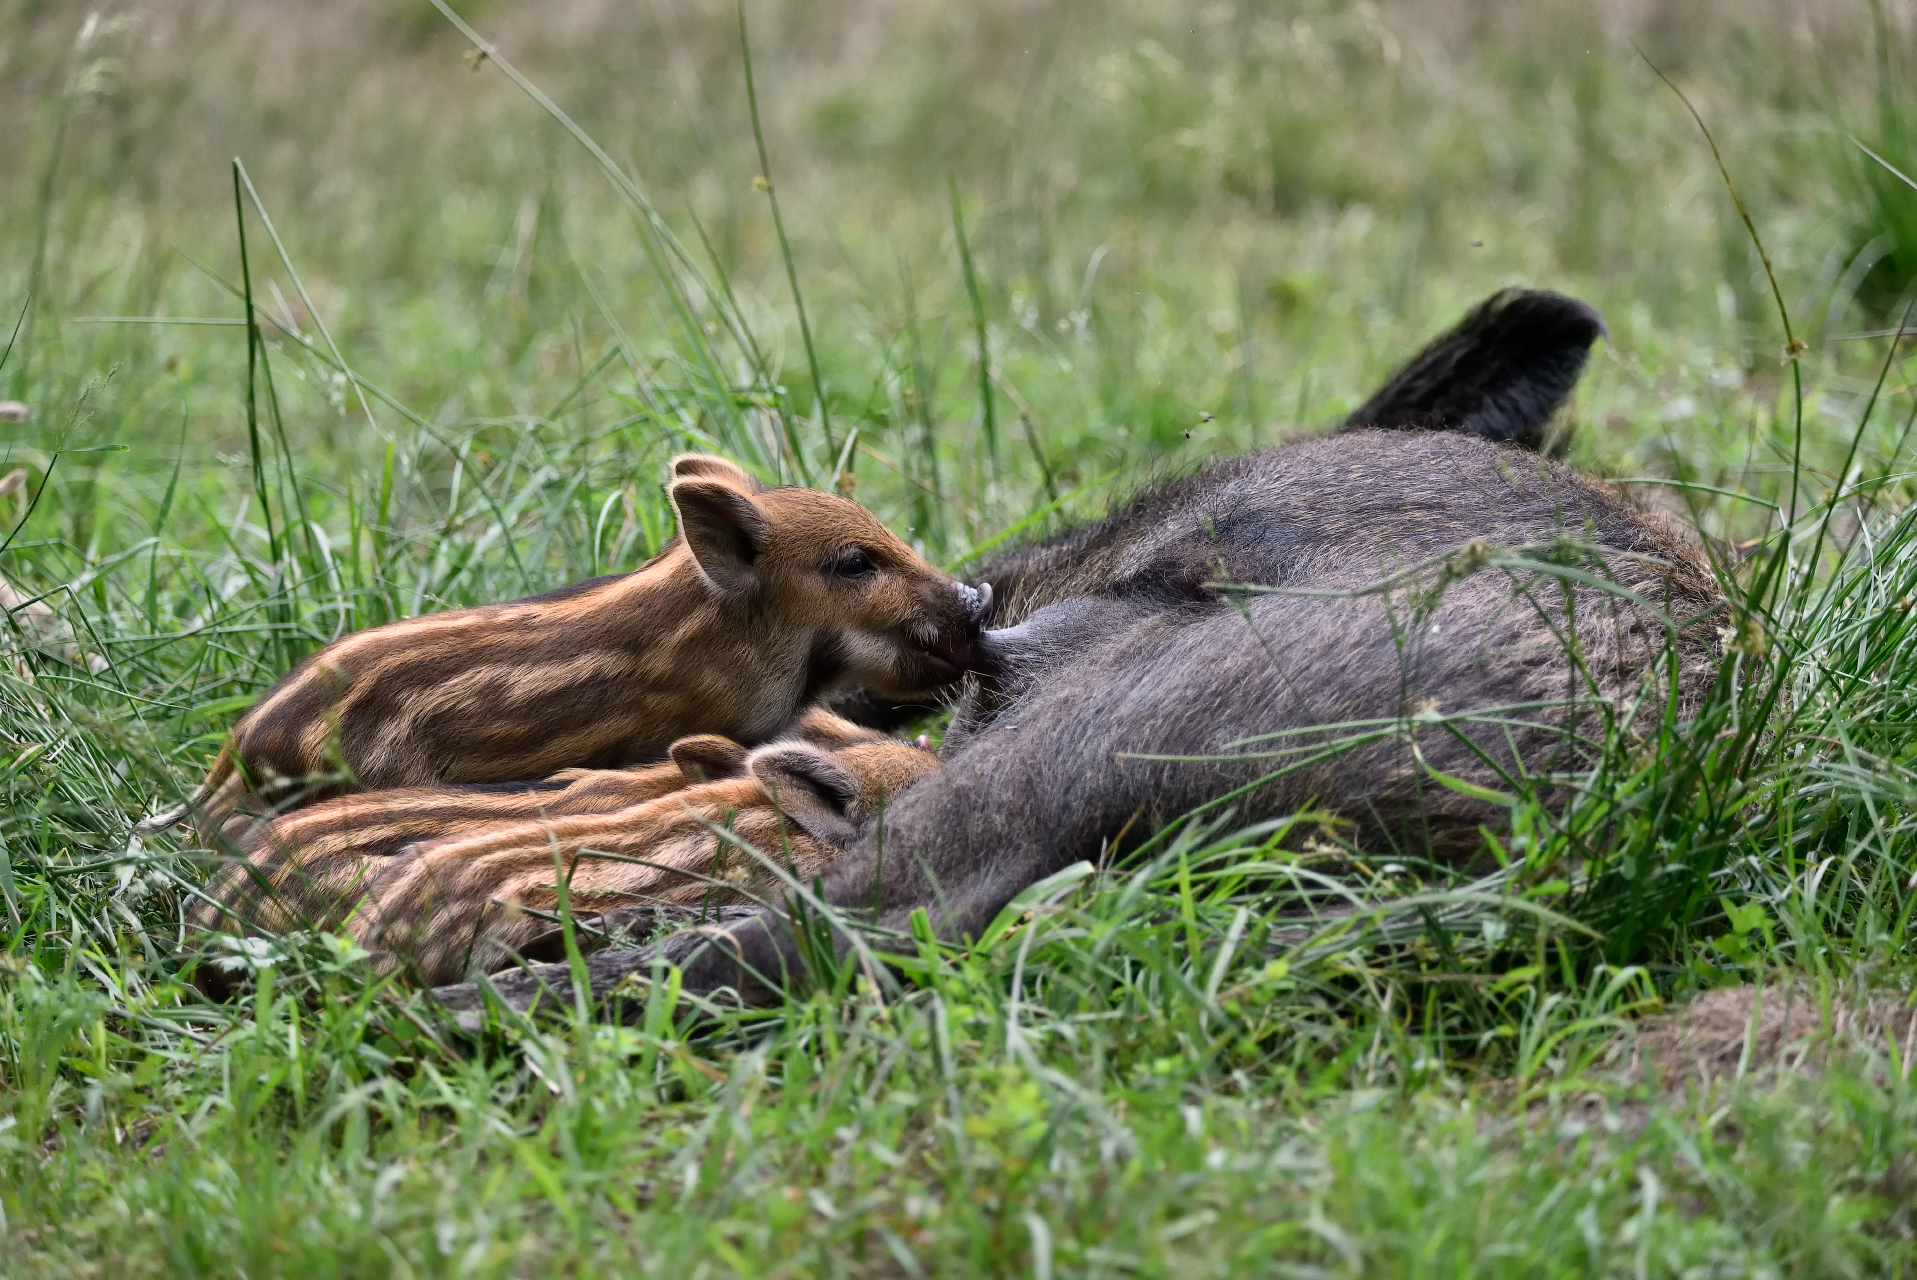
[7,0,1917,1273]
[3,0,1911,556]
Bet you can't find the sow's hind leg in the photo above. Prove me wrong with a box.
[449,577,1658,1013]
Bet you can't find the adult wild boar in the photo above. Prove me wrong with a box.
[438,289,1728,1017]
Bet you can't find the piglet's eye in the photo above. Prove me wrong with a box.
[831,548,876,579]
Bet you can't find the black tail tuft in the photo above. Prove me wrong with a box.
[1341,288,1606,451]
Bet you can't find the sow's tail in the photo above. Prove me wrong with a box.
[1342,288,1606,451]
[131,742,240,838]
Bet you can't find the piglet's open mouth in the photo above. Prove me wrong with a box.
[908,581,992,678]
[915,634,976,675]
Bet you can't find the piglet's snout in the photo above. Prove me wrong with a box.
[955,581,994,630]
[907,582,994,678]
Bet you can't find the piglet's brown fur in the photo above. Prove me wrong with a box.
[145,455,986,836]
[204,708,882,874]
[191,723,940,986]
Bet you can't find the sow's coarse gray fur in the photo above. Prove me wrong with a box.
[435,289,1728,1018]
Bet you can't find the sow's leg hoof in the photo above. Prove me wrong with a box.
[432,960,576,1032]
[431,905,765,1030]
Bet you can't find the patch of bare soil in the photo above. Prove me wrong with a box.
[1631,984,1917,1096]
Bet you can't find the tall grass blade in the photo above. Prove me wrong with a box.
[739,0,828,484]
[950,178,1000,475]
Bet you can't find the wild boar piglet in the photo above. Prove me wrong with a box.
[195,709,884,900]
[141,456,988,836]
[191,727,940,986]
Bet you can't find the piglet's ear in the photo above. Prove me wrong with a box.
[671,479,770,594]
[669,453,763,493]
[748,744,862,849]
[669,734,750,783]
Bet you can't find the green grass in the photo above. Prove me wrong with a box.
[1829,1,1917,324]
[5,0,1917,1273]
